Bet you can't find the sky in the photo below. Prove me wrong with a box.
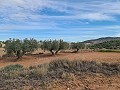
[0,0,120,42]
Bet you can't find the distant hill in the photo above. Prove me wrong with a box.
[83,37,120,44]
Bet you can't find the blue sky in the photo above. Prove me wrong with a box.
[0,0,120,42]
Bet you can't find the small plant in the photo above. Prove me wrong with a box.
[1,64,23,72]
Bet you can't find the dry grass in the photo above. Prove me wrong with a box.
[0,59,120,90]
[0,48,120,90]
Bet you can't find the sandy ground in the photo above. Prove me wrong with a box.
[48,74,120,90]
[0,51,120,68]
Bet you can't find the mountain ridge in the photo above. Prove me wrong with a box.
[83,37,120,44]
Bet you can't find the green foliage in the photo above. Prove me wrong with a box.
[89,40,120,49]
[4,38,39,59]
[22,38,39,54]
[5,39,22,58]
[98,49,120,53]
[41,40,69,55]
[71,42,85,52]
[1,64,23,72]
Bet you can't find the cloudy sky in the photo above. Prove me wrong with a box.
[0,0,120,41]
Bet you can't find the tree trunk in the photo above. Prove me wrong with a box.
[74,48,79,53]
[76,48,79,52]
[16,50,22,60]
[55,48,60,54]
[50,50,55,55]
[44,49,46,52]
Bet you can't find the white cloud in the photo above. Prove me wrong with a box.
[0,0,120,34]
[0,0,120,23]
[79,13,115,21]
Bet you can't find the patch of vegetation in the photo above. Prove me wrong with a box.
[71,42,85,53]
[4,38,39,59]
[41,40,69,55]
[0,59,120,79]
[0,59,120,89]
[98,49,120,53]
[1,64,23,72]
[89,40,120,49]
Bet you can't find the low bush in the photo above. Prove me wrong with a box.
[0,59,120,89]
[0,59,120,81]
[98,49,120,53]
[100,63,120,75]
[1,64,23,72]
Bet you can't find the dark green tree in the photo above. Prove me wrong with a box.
[89,40,120,49]
[71,42,85,52]
[4,38,39,59]
[41,40,69,55]
[22,38,39,54]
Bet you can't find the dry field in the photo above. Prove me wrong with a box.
[47,74,120,90]
[0,48,120,68]
[0,48,120,90]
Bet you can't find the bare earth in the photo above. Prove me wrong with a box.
[0,49,120,90]
[0,51,120,68]
[47,74,120,90]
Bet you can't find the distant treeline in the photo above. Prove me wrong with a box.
[88,40,120,49]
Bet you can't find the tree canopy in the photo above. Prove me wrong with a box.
[71,42,85,52]
[41,40,69,55]
[4,38,39,59]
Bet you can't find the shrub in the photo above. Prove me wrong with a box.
[48,59,70,78]
[0,59,120,81]
[70,60,100,73]
[1,64,23,72]
[30,64,49,78]
[98,49,120,53]
[100,63,120,75]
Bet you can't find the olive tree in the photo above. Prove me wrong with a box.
[22,38,39,54]
[71,42,85,52]
[41,40,69,55]
[4,38,39,59]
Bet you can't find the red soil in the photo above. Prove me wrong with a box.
[0,52,120,68]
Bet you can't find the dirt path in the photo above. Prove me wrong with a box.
[0,52,120,68]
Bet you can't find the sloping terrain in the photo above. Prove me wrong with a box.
[84,37,120,44]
